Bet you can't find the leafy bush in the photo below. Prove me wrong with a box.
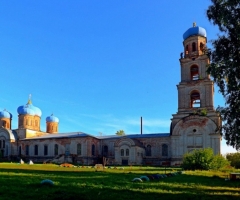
[209,154,230,170]
[226,153,240,168]
[182,148,229,170]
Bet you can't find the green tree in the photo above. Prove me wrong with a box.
[115,130,125,136]
[182,148,229,170]
[206,1,240,149]
[226,152,240,168]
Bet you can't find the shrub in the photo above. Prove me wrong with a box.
[182,148,229,170]
[209,154,230,170]
[226,152,240,168]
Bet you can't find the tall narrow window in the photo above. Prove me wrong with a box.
[0,140,2,148]
[126,149,129,156]
[121,149,124,156]
[185,45,189,54]
[191,65,199,80]
[191,91,201,108]
[103,145,108,157]
[200,42,204,52]
[146,145,152,156]
[162,144,168,156]
[26,119,28,125]
[3,140,5,148]
[44,145,48,156]
[192,42,196,52]
[34,145,38,155]
[19,146,21,156]
[92,144,95,156]
[54,144,58,156]
[35,120,38,127]
[26,145,29,156]
[5,145,8,156]
[77,144,81,155]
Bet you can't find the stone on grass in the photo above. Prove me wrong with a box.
[140,176,150,181]
[41,179,54,186]
[132,178,143,182]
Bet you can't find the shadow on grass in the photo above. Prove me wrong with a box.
[1,168,240,200]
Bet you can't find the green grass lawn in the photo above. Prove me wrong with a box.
[0,163,240,200]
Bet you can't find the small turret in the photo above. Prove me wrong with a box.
[0,109,12,129]
[46,114,59,134]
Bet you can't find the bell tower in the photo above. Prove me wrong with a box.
[170,23,221,163]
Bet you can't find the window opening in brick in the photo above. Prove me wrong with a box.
[121,149,124,156]
[92,144,95,156]
[126,149,129,156]
[26,145,29,156]
[192,42,196,52]
[146,145,151,156]
[54,144,58,156]
[103,145,108,157]
[77,144,81,155]
[34,145,38,155]
[162,144,168,156]
[44,145,48,156]
[185,45,189,55]
[191,92,201,108]
[191,65,199,80]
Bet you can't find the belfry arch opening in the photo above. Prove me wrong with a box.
[190,91,201,108]
[192,42,196,52]
[191,65,199,80]
[185,45,189,55]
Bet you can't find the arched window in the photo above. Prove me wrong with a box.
[185,45,189,54]
[35,120,38,127]
[126,149,129,156]
[191,91,201,108]
[92,144,95,156]
[146,145,151,156]
[44,145,48,156]
[3,140,5,148]
[162,144,168,156]
[34,145,38,155]
[54,144,58,156]
[121,149,124,156]
[192,42,196,52]
[26,145,29,156]
[191,65,199,80]
[103,145,108,157]
[77,144,81,155]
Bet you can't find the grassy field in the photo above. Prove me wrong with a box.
[0,163,240,200]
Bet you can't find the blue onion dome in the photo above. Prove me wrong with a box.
[46,114,59,123]
[26,100,42,117]
[183,22,207,40]
[17,97,42,117]
[17,104,35,116]
[0,109,11,118]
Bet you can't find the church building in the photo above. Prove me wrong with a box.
[0,24,221,166]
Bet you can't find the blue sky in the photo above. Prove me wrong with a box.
[0,0,236,154]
